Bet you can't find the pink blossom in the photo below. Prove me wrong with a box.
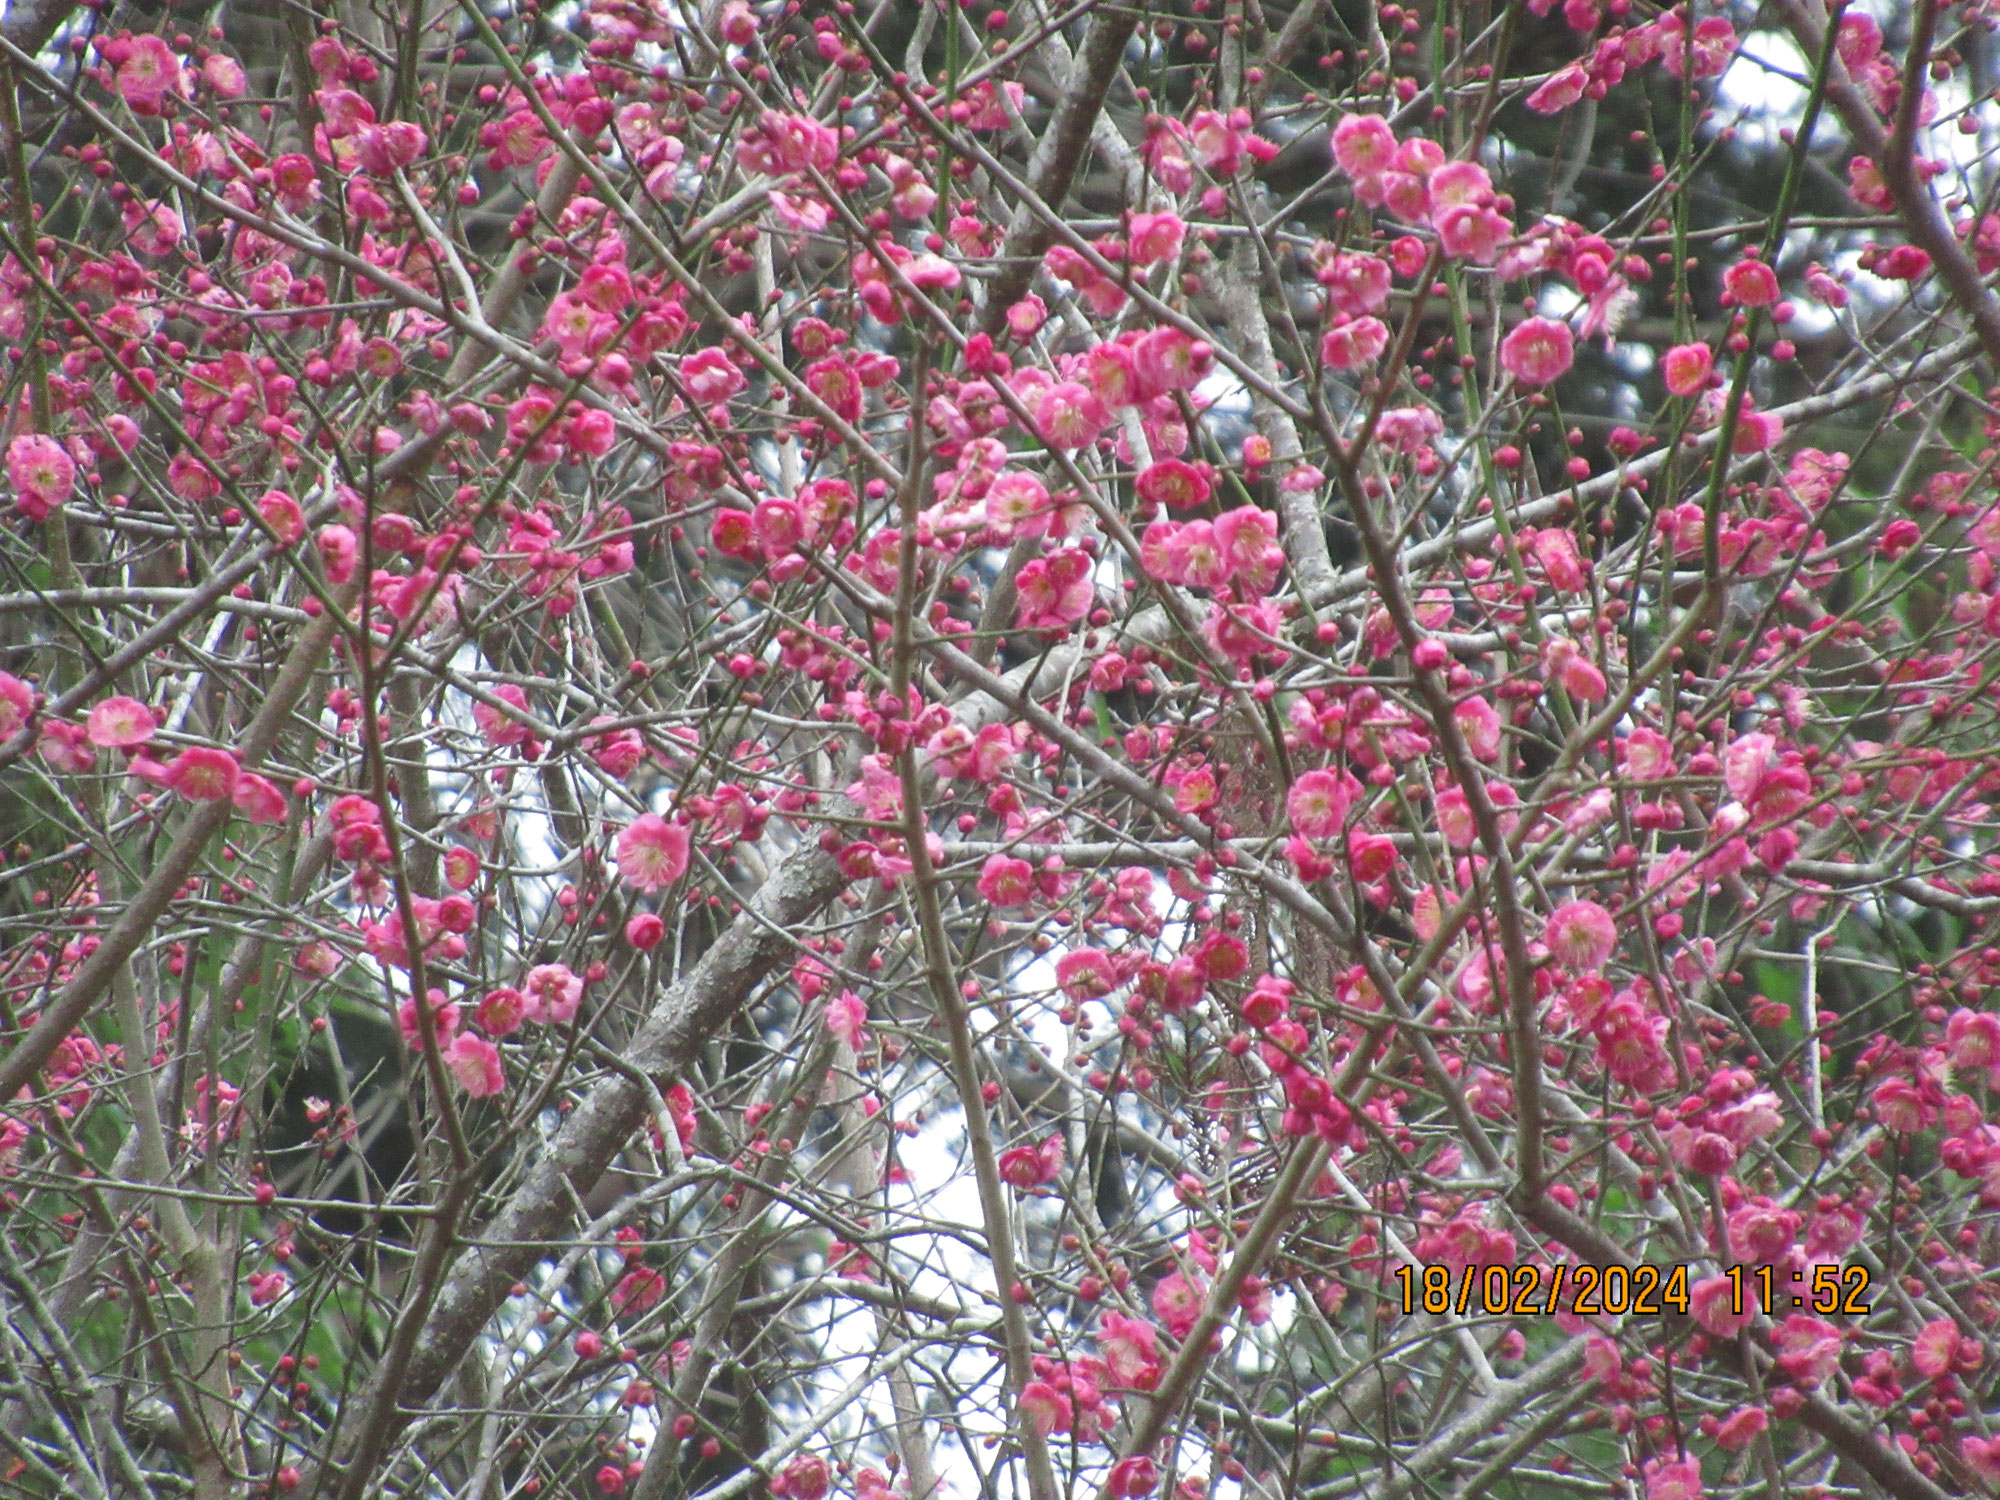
[446,1034,505,1096]
[1102,1455,1158,1500]
[1083,341,1140,407]
[1427,160,1492,217]
[1036,381,1111,451]
[1287,769,1353,839]
[1456,696,1502,760]
[1912,1317,1963,1379]
[1690,1275,1752,1336]
[1946,1008,2000,1071]
[1151,1270,1206,1339]
[1527,63,1589,114]
[0,673,31,740]
[1130,327,1208,398]
[201,52,246,97]
[1500,317,1574,385]
[737,109,839,176]
[1550,645,1606,702]
[1330,114,1398,178]
[1376,406,1444,454]
[824,989,868,1050]
[997,1134,1062,1190]
[1643,1457,1703,1500]
[986,471,1052,537]
[1435,785,1476,848]
[471,684,532,749]
[1660,13,1737,79]
[1711,1091,1784,1146]
[1189,107,1247,174]
[1671,1128,1736,1176]
[1317,251,1391,316]
[1096,1311,1161,1390]
[248,1269,289,1306]
[7,434,75,519]
[1545,900,1616,972]
[752,498,803,558]
[1732,409,1784,454]
[977,854,1034,907]
[232,773,288,825]
[317,525,359,586]
[616,814,691,893]
[1127,211,1185,267]
[36,720,93,773]
[1205,598,1284,664]
[1715,1405,1768,1452]
[1593,997,1672,1090]
[1019,1380,1072,1437]
[883,154,935,219]
[112,34,187,116]
[611,1265,666,1316]
[1320,316,1389,371]
[477,988,528,1038]
[1396,136,1445,178]
[164,746,240,801]
[1056,948,1116,1001]
[1530,528,1587,592]
[905,253,960,292]
[86,696,155,748]
[1006,296,1047,339]
[1212,505,1280,580]
[1729,1199,1800,1263]
[1963,1436,2000,1483]
[681,348,746,405]
[1723,732,1781,808]
[397,991,460,1049]
[1619,726,1675,781]
[256,490,306,546]
[1014,550,1094,631]
[1774,1313,1843,1388]
[1135,458,1212,511]
[768,1456,830,1500]
[1872,1075,1936,1134]
[1723,259,1780,308]
[1378,168,1427,219]
[1438,204,1511,263]
[1662,342,1714,396]
[523,963,584,1024]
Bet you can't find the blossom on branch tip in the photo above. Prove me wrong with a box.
[1286,769,1353,840]
[87,696,155,749]
[997,1134,1062,1190]
[1014,551,1094,631]
[1499,317,1574,386]
[1545,900,1617,973]
[616,814,690,893]
[1527,63,1589,114]
[7,435,75,520]
[1330,114,1397,179]
[977,854,1034,907]
[1662,342,1713,396]
[1319,316,1389,371]
[232,773,288,825]
[164,746,240,802]
[446,1034,504,1097]
[523,963,584,1025]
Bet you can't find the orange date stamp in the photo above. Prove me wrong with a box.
[1393,1262,1874,1319]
